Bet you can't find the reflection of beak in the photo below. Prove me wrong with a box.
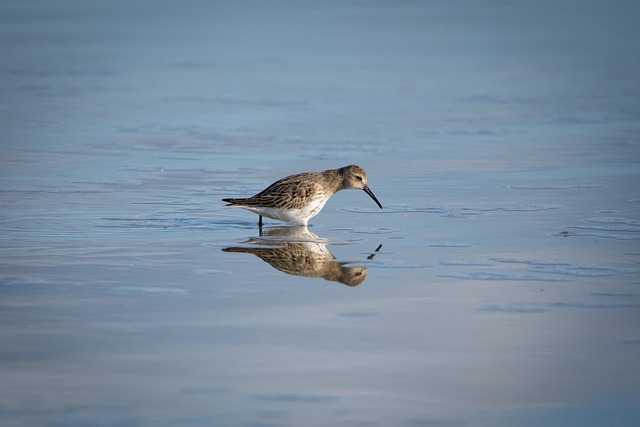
[363,185,383,209]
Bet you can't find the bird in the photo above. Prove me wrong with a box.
[222,164,382,226]
[222,226,370,286]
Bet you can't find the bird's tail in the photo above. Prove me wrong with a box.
[222,198,245,206]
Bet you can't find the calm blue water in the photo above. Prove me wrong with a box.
[2,1,640,426]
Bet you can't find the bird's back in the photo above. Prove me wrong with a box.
[223,171,334,209]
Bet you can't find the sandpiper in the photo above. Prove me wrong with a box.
[222,164,382,226]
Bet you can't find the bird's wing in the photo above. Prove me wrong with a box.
[245,172,322,209]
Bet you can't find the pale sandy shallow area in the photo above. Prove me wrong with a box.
[1,1,640,426]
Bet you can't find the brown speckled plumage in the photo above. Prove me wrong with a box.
[223,170,338,210]
[222,165,382,226]
[222,227,368,286]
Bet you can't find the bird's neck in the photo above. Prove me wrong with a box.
[323,169,344,193]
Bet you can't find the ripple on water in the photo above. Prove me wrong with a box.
[429,242,473,248]
[548,301,640,309]
[568,217,640,234]
[553,230,640,240]
[194,269,229,275]
[555,216,640,240]
[340,203,564,218]
[112,287,188,295]
[531,264,639,277]
[570,224,640,232]
[0,186,116,194]
[491,257,639,277]
[441,255,640,284]
[368,260,430,269]
[479,304,551,313]
[590,292,640,297]
[339,205,441,214]
[503,184,603,190]
[439,260,496,266]
[473,203,565,212]
[330,227,397,234]
[489,257,570,266]
[476,285,640,310]
[439,272,572,282]
[336,311,380,318]
[583,217,639,225]
[1,277,82,287]
[100,216,192,229]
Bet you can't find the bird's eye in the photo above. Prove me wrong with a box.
[354,175,363,181]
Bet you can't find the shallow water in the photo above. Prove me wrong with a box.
[2,1,640,426]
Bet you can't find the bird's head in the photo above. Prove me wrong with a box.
[339,165,382,209]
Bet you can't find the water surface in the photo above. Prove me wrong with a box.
[1,1,640,426]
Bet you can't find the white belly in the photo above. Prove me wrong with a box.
[241,198,328,226]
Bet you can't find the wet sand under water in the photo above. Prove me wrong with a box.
[1,1,640,426]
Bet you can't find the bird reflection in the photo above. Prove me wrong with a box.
[223,226,381,286]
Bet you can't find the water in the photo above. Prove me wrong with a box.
[1,1,640,426]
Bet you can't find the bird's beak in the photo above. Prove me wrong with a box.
[363,185,383,209]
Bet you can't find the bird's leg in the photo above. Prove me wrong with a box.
[258,215,263,228]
